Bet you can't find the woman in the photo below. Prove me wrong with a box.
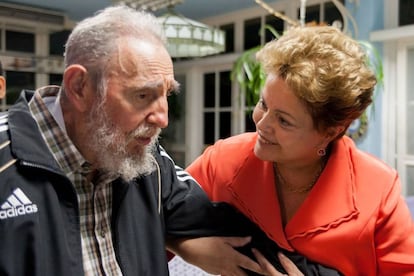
[187,26,414,275]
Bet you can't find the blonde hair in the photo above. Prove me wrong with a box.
[256,26,377,136]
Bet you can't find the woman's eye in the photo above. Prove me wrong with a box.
[258,99,267,110]
[278,116,291,126]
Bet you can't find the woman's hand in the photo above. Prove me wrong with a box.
[252,249,304,276]
[167,236,265,276]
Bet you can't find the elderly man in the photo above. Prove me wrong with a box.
[0,5,268,276]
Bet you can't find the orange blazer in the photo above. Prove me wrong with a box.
[187,132,414,275]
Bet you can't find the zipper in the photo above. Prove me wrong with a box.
[21,160,65,175]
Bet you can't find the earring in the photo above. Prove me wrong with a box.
[317,148,326,156]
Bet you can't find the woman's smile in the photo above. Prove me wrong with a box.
[257,132,277,145]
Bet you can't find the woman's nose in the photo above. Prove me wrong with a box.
[255,111,272,131]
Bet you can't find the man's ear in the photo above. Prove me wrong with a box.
[63,65,90,112]
[0,76,5,99]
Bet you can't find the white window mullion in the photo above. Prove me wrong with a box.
[381,43,398,168]
[396,42,408,194]
[214,71,220,141]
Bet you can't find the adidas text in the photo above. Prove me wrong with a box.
[0,204,38,219]
[0,188,38,219]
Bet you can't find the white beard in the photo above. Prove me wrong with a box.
[85,102,160,181]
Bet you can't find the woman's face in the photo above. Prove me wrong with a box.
[252,74,329,166]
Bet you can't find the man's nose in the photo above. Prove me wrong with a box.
[147,97,169,128]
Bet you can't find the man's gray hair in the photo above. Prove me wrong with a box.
[63,5,166,96]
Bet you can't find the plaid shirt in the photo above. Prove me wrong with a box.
[28,86,122,276]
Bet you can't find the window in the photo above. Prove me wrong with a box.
[297,1,344,27]
[49,30,71,56]
[374,0,414,196]
[245,112,256,132]
[219,71,232,139]
[49,74,63,86]
[324,1,343,26]
[203,72,216,145]
[401,46,414,195]
[6,30,34,53]
[265,14,284,42]
[399,0,414,26]
[220,23,235,53]
[302,4,320,24]
[244,17,261,50]
[0,5,66,112]
[244,9,287,49]
[4,71,35,107]
[203,70,232,145]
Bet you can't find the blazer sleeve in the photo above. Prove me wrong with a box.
[375,173,414,274]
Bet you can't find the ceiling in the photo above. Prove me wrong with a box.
[1,0,265,22]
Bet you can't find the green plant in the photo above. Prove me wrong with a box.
[358,40,384,113]
[230,45,263,107]
[230,25,280,107]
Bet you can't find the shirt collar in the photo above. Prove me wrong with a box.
[28,86,86,176]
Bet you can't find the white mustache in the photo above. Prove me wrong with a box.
[127,125,161,143]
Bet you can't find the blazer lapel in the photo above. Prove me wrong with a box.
[228,155,293,250]
[286,138,359,239]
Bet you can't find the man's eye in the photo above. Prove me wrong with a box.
[135,91,150,101]
[137,93,147,99]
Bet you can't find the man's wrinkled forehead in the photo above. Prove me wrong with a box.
[114,38,173,75]
[107,43,178,90]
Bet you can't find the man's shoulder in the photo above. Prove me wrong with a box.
[155,144,175,168]
[0,112,10,142]
[0,112,17,175]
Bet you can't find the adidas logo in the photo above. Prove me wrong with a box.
[0,188,38,220]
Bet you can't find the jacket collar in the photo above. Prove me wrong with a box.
[8,90,62,173]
